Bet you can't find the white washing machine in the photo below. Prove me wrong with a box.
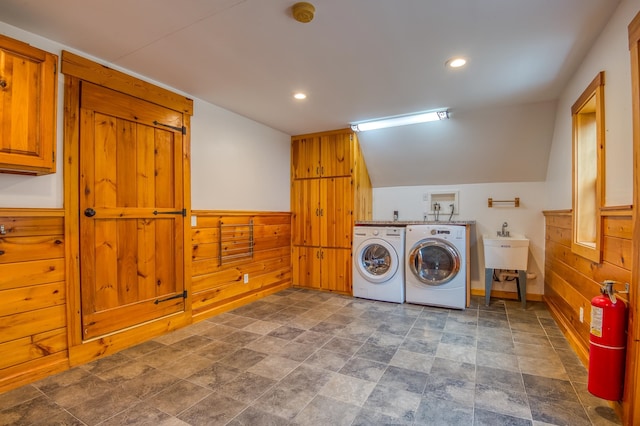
[352,226,405,303]
[405,224,466,309]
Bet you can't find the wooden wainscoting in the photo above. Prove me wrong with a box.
[543,208,632,365]
[0,209,68,393]
[191,211,292,321]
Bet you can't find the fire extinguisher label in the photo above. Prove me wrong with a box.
[591,305,603,337]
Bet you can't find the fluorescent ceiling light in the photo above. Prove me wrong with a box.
[351,110,449,132]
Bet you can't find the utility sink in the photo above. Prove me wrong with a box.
[483,234,529,270]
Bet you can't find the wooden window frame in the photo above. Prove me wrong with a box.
[571,71,605,263]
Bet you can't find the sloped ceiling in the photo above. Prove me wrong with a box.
[0,0,620,187]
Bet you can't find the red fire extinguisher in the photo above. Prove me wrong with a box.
[588,280,628,401]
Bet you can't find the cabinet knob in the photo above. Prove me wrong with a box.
[0,80,6,89]
[84,208,96,217]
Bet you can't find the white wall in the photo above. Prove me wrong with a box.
[545,0,638,209]
[373,182,546,295]
[0,22,291,212]
[190,100,290,211]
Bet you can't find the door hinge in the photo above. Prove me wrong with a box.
[154,290,187,305]
[153,120,187,134]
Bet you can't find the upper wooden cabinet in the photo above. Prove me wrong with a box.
[291,131,353,179]
[0,35,58,175]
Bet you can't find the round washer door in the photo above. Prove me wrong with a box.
[408,239,460,286]
[355,238,399,284]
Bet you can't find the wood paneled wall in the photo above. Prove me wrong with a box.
[191,211,292,321]
[0,209,291,394]
[0,209,68,393]
[544,208,632,364]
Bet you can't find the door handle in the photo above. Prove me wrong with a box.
[84,208,96,217]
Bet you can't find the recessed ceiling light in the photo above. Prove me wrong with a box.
[446,57,467,68]
[293,92,307,100]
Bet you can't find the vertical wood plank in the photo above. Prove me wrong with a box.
[155,218,175,296]
[137,218,156,300]
[94,219,118,310]
[94,113,117,207]
[155,129,175,209]
[79,108,96,323]
[117,219,138,304]
[65,76,83,348]
[137,125,155,208]
[116,119,137,207]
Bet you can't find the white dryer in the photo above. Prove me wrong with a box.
[352,226,405,303]
[405,224,466,309]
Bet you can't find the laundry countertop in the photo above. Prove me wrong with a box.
[355,220,476,226]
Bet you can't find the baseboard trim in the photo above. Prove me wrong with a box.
[470,288,544,302]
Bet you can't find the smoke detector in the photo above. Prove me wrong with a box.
[292,2,315,23]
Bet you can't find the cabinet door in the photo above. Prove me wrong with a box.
[291,179,321,246]
[320,132,352,177]
[0,35,57,175]
[291,136,321,179]
[293,246,322,289]
[320,177,353,248]
[321,247,352,293]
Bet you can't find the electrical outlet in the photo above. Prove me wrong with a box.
[579,306,584,323]
[244,273,249,284]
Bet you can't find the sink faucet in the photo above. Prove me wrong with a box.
[498,222,510,237]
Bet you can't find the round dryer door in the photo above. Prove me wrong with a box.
[355,239,399,284]
[408,239,460,285]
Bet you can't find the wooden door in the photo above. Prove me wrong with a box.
[320,177,353,248]
[293,246,321,289]
[321,248,351,293]
[79,81,186,339]
[320,132,352,177]
[291,136,321,179]
[291,179,321,246]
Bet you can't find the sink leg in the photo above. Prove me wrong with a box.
[485,268,493,306]
[518,269,527,309]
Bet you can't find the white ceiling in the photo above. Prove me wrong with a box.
[0,0,620,187]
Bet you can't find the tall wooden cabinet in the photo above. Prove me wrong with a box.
[291,129,372,294]
[0,35,58,175]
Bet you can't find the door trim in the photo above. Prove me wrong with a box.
[625,12,640,425]
[62,52,193,363]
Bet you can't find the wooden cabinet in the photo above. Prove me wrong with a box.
[292,246,350,292]
[291,177,352,248]
[0,35,58,175]
[292,131,353,179]
[291,129,372,294]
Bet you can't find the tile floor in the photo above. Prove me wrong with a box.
[0,288,622,425]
